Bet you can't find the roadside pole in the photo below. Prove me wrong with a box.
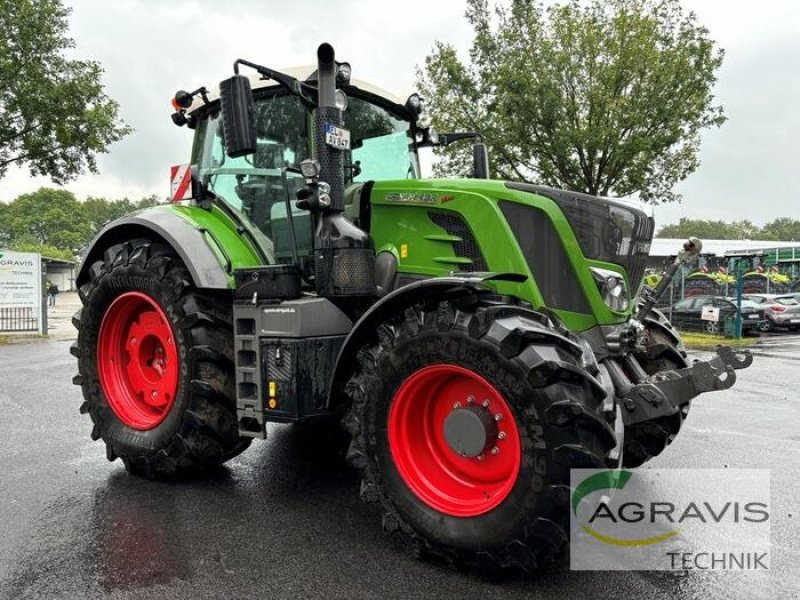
[41,271,48,336]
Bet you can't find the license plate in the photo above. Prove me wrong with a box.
[791,319,800,324]
[746,314,758,319]
[325,124,350,150]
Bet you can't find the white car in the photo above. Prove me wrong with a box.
[742,294,800,332]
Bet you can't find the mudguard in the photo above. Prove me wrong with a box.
[77,208,235,289]
[327,272,527,408]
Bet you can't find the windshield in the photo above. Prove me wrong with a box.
[192,91,417,260]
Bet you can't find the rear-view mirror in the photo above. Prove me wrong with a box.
[219,75,256,158]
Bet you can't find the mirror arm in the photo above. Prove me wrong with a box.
[417,130,483,148]
[233,59,317,109]
[440,132,482,147]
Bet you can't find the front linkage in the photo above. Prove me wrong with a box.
[606,346,752,426]
[606,236,753,427]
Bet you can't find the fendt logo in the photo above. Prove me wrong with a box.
[570,469,771,570]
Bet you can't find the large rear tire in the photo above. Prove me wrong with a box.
[623,308,691,468]
[72,238,249,477]
[343,298,614,573]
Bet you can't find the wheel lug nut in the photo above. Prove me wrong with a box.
[498,431,506,440]
[467,395,475,404]
[151,391,157,399]
[477,454,485,461]
[495,413,503,422]
[491,447,499,456]
[453,402,462,410]
[482,399,490,408]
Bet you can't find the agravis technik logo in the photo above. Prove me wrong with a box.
[570,469,771,571]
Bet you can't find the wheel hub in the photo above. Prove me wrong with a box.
[97,292,179,430]
[443,405,498,458]
[388,364,521,517]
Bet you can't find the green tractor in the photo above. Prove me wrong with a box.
[72,44,752,572]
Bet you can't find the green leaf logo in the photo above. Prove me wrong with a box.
[572,470,679,546]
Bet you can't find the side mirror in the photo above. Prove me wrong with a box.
[219,75,256,158]
[472,142,489,179]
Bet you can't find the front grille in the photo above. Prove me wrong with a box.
[428,211,488,271]
[505,183,654,290]
[499,201,591,314]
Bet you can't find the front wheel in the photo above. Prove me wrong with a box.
[624,308,691,468]
[72,239,249,477]
[343,299,614,572]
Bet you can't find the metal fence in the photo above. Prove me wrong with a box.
[0,307,39,332]
[649,268,762,338]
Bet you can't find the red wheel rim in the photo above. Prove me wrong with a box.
[97,292,179,430]
[388,364,522,517]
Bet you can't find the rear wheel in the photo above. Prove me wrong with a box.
[72,238,249,477]
[343,299,614,572]
[624,308,691,468]
[758,319,774,333]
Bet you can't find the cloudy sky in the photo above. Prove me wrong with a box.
[2,0,799,228]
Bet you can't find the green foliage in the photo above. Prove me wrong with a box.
[0,0,131,183]
[9,241,74,261]
[0,188,165,258]
[760,218,800,242]
[3,188,91,252]
[419,0,726,203]
[657,217,800,241]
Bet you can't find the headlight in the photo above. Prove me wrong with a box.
[299,159,320,178]
[405,93,425,116]
[590,267,629,311]
[336,62,351,83]
[334,89,348,111]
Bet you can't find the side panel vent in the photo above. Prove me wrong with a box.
[428,211,488,272]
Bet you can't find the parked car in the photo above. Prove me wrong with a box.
[743,294,800,332]
[667,295,765,334]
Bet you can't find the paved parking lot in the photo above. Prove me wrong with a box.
[0,335,798,599]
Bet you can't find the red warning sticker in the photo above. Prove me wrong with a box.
[170,164,193,201]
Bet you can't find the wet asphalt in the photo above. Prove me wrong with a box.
[0,337,798,600]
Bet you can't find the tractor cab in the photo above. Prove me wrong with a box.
[179,67,421,267]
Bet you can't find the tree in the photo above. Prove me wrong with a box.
[657,218,762,240]
[82,195,161,235]
[0,191,164,258]
[1,188,92,253]
[419,0,725,203]
[0,0,130,183]
[762,218,800,242]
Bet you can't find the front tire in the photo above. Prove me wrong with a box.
[343,298,614,572]
[624,308,691,468]
[72,238,249,477]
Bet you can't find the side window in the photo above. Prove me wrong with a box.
[674,299,693,310]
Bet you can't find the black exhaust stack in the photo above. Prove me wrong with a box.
[312,43,375,297]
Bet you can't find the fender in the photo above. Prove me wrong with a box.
[77,207,255,289]
[327,272,527,408]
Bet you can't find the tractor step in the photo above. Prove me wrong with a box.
[232,297,352,438]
